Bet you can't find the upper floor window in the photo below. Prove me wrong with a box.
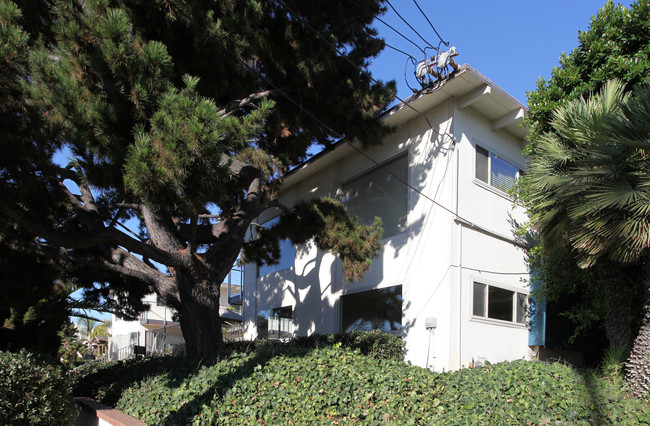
[257,216,295,277]
[475,145,523,193]
[472,281,526,324]
[340,153,408,238]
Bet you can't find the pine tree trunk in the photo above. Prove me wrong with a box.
[626,280,650,398]
[177,276,224,358]
[599,261,633,349]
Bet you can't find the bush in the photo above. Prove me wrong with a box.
[75,331,650,424]
[287,330,403,361]
[0,351,74,425]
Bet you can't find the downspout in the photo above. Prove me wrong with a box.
[452,96,463,370]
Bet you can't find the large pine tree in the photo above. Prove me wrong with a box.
[0,0,394,357]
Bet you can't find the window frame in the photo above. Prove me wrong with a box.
[339,152,409,239]
[471,280,527,326]
[474,144,523,195]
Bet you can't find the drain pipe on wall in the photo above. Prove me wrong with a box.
[452,97,463,370]
[425,317,438,369]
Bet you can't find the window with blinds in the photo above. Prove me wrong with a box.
[475,145,522,193]
[340,153,408,238]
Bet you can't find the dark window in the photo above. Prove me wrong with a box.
[488,286,514,321]
[257,306,293,340]
[472,282,486,317]
[475,145,489,183]
[341,285,402,333]
[341,154,408,238]
[156,294,166,307]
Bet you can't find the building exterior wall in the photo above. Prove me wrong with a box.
[242,67,532,372]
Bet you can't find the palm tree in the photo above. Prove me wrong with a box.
[525,80,650,396]
[76,318,111,345]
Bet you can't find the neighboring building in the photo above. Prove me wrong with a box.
[109,269,243,360]
[241,64,534,371]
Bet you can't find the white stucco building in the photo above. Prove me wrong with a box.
[110,273,243,360]
[241,64,535,371]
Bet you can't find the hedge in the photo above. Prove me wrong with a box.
[73,331,650,424]
[0,351,74,425]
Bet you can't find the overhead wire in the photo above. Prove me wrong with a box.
[411,0,449,47]
[279,2,518,286]
[275,0,454,140]
[295,0,430,106]
[367,13,426,55]
[385,0,436,51]
[165,0,514,242]
[383,41,419,61]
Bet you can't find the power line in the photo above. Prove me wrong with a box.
[383,41,418,61]
[165,1,503,240]
[291,0,432,106]
[378,18,423,54]
[385,0,436,51]
[456,265,529,276]
[291,0,422,63]
[359,9,426,55]
[274,0,453,138]
[411,0,449,47]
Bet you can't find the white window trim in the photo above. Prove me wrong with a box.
[470,278,528,327]
[473,143,523,198]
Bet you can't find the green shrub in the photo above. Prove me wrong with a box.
[0,351,74,425]
[287,330,403,360]
[602,345,629,377]
[74,331,650,424]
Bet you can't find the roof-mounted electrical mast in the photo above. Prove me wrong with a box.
[414,46,459,90]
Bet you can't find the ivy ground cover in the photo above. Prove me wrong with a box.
[73,333,650,424]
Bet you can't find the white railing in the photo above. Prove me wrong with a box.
[227,266,243,305]
[108,332,138,361]
[144,327,185,357]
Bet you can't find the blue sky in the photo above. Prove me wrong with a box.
[368,0,634,106]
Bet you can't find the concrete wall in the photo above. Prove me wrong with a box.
[75,397,145,426]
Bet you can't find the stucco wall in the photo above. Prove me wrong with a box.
[242,88,531,372]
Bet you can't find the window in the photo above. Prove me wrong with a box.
[156,294,166,307]
[473,282,526,324]
[341,285,402,333]
[341,154,408,238]
[257,306,293,340]
[257,216,295,277]
[475,145,523,193]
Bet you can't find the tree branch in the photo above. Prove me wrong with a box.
[108,202,143,210]
[1,202,181,267]
[31,242,181,307]
[217,90,275,117]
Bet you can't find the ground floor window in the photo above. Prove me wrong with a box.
[341,285,402,333]
[473,282,526,324]
[257,306,293,340]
